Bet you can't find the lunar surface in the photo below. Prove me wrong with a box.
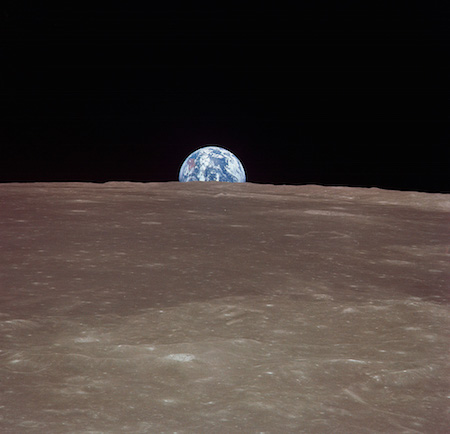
[0,182,448,433]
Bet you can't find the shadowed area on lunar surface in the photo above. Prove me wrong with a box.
[0,182,449,433]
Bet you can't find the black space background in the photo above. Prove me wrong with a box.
[1,1,449,191]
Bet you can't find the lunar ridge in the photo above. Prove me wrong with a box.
[0,182,448,432]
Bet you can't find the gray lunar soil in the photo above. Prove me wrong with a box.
[0,182,449,433]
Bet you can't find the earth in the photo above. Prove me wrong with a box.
[179,146,246,182]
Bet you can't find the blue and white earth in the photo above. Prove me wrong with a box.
[179,146,246,183]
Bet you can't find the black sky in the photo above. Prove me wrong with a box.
[1,2,449,191]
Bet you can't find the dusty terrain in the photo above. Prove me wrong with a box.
[0,182,449,432]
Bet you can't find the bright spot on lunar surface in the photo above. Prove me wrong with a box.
[179,145,246,183]
[0,182,449,432]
